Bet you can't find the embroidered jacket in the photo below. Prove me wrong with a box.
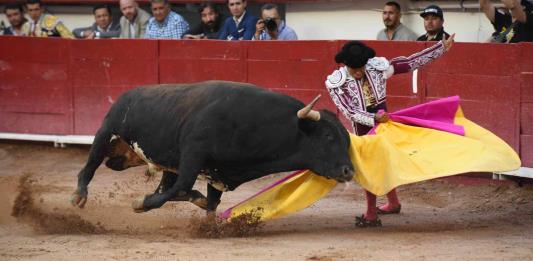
[326,40,446,127]
[25,14,73,38]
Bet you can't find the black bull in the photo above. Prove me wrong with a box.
[71,81,354,213]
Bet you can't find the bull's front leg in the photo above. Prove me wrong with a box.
[154,171,177,194]
[71,129,110,208]
[206,184,222,215]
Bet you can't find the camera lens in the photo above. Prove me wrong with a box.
[265,18,277,31]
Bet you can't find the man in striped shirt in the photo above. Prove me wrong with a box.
[145,0,189,39]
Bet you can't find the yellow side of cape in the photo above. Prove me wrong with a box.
[228,108,521,221]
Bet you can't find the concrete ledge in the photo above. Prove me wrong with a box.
[0,132,94,146]
[495,167,533,179]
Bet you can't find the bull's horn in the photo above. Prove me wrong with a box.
[297,95,321,121]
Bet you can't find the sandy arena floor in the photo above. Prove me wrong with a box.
[0,141,532,260]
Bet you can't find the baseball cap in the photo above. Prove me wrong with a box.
[420,5,443,19]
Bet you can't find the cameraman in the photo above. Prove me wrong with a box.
[253,3,297,40]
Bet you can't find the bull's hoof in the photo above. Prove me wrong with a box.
[206,210,216,217]
[132,197,147,213]
[70,190,87,209]
[191,197,208,210]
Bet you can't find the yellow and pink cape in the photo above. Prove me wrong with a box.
[220,96,521,221]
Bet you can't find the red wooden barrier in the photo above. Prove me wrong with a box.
[69,39,159,135]
[247,40,338,112]
[423,42,522,152]
[159,39,246,84]
[0,36,531,167]
[520,43,533,166]
[0,36,72,134]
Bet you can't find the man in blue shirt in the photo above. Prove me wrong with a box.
[218,0,257,40]
[145,0,189,39]
[253,3,298,40]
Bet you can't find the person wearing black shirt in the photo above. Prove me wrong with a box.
[184,2,222,39]
[417,5,450,41]
[481,0,533,43]
[2,3,28,36]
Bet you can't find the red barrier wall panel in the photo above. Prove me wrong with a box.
[386,96,422,113]
[0,113,72,134]
[69,39,159,135]
[520,43,533,72]
[159,40,246,83]
[425,73,517,100]
[422,43,522,151]
[270,88,336,112]
[519,44,533,166]
[0,63,70,114]
[521,103,533,135]
[0,37,72,134]
[247,41,337,91]
[386,75,417,97]
[425,72,519,149]
[462,100,519,151]
[522,73,533,103]
[521,135,533,167]
[423,42,520,76]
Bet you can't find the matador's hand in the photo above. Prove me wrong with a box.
[444,33,456,51]
[375,111,390,123]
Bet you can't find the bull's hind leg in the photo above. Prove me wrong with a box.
[71,129,111,208]
[132,154,203,212]
[206,184,222,214]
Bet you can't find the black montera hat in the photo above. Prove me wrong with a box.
[420,5,443,19]
[335,41,375,68]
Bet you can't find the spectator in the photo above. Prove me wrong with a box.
[480,0,533,43]
[119,0,150,39]
[218,0,257,40]
[184,2,222,39]
[376,1,417,41]
[144,0,189,39]
[73,5,120,39]
[253,3,297,40]
[417,5,450,41]
[3,3,28,36]
[24,0,73,38]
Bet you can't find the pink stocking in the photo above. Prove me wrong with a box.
[379,189,401,211]
[364,190,377,220]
